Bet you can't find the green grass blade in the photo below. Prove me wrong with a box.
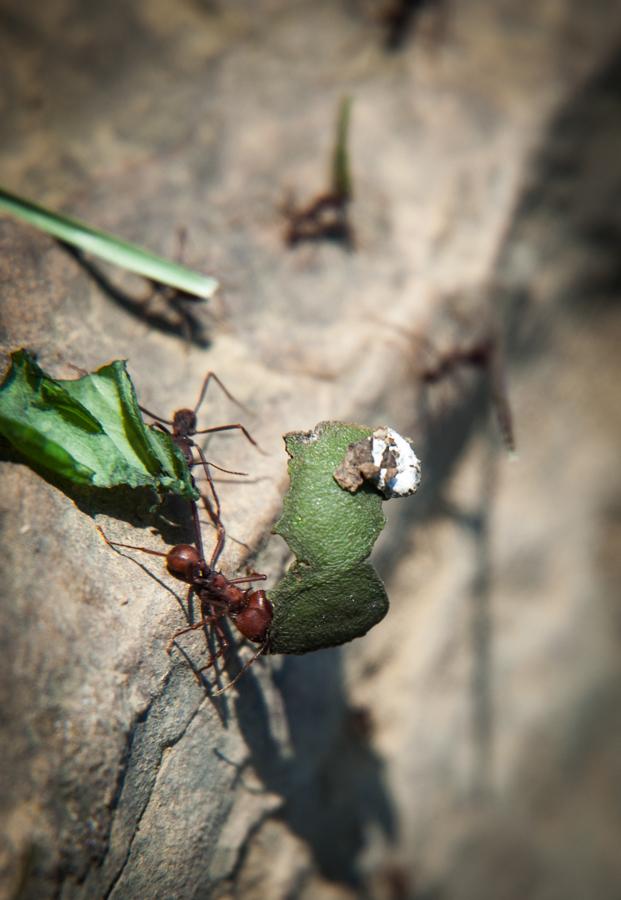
[0,187,218,300]
[331,96,353,201]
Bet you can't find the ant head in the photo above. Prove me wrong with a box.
[166,544,202,583]
[233,590,273,644]
[173,408,197,435]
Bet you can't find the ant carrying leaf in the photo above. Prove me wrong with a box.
[98,422,422,691]
[98,514,271,696]
[96,370,265,694]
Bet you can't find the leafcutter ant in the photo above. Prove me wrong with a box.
[97,514,273,694]
[380,308,515,452]
[374,0,445,51]
[282,97,355,249]
[416,329,514,452]
[139,371,261,567]
[58,227,211,347]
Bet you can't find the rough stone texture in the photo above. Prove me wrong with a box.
[0,1,620,898]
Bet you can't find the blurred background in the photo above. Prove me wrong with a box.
[0,1,620,898]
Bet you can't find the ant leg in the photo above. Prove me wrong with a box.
[200,619,231,673]
[189,498,207,567]
[196,523,251,555]
[166,612,222,652]
[203,460,249,477]
[194,446,226,567]
[208,526,225,570]
[184,583,196,625]
[96,526,168,559]
[202,497,225,569]
[195,446,222,520]
[65,362,89,377]
[194,423,263,453]
[193,372,250,417]
[210,641,268,696]
[227,574,267,585]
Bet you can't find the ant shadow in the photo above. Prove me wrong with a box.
[59,243,212,349]
[228,647,397,889]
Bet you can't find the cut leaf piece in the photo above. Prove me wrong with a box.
[268,421,391,654]
[0,349,198,499]
[272,421,385,572]
[269,562,388,654]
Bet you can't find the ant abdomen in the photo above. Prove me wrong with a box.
[233,590,273,643]
[166,544,202,583]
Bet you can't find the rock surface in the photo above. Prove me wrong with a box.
[1,1,620,897]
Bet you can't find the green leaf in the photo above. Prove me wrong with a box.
[273,422,385,571]
[0,349,198,499]
[0,187,218,300]
[269,563,388,655]
[268,421,389,654]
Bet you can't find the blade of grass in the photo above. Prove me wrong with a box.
[330,96,353,201]
[0,186,218,300]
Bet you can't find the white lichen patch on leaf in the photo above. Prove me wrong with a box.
[370,426,421,498]
[333,425,421,500]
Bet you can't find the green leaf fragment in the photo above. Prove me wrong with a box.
[269,562,388,655]
[0,349,198,499]
[273,422,385,572]
[268,421,389,654]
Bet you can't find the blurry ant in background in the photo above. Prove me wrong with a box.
[282,97,355,249]
[418,327,514,452]
[59,226,213,348]
[383,309,515,452]
[135,226,214,346]
[370,0,448,51]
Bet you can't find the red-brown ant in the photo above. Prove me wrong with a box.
[416,331,514,452]
[282,98,355,249]
[374,0,446,51]
[283,189,353,249]
[139,371,260,566]
[97,524,273,694]
[378,310,515,452]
